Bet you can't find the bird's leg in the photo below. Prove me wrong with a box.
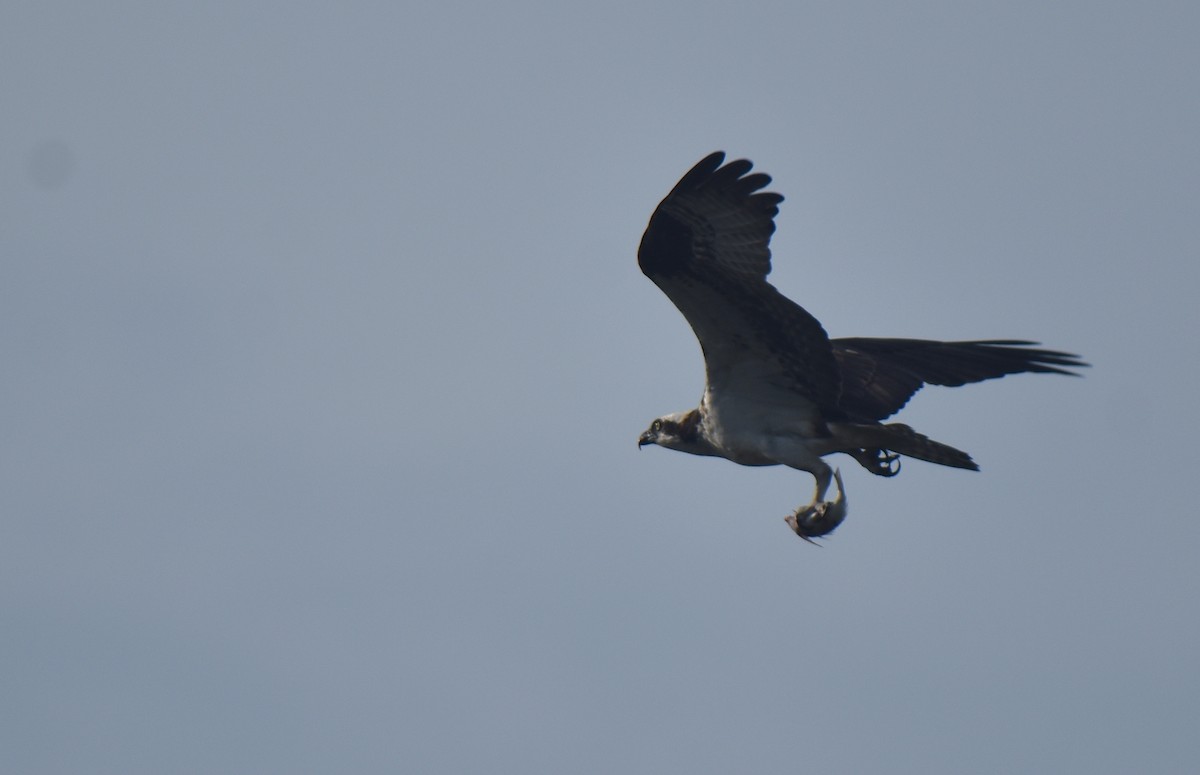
[785,468,847,543]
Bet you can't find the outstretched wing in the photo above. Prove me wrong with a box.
[638,152,841,410]
[832,338,1089,421]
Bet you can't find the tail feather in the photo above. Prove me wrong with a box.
[867,423,978,471]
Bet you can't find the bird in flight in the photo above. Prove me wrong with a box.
[636,152,1086,542]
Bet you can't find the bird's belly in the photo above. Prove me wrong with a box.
[701,391,825,466]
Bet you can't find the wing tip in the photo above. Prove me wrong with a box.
[967,340,1091,374]
[675,151,779,198]
[639,151,784,280]
[676,151,726,189]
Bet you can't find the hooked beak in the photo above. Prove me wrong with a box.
[638,431,655,449]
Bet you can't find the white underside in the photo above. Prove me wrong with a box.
[699,388,835,472]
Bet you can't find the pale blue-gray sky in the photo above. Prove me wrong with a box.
[3,2,1198,773]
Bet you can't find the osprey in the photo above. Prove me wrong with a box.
[637,152,1086,542]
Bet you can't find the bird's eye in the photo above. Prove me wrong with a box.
[652,419,663,432]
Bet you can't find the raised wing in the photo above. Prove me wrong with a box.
[833,338,1089,421]
[638,152,841,410]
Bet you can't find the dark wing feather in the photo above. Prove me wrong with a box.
[833,338,1089,421]
[638,152,841,410]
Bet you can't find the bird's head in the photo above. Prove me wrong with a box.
[638,411,704,453]
[638,416,671,449]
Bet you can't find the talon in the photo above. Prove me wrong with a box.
[785,503,827,544]
[854,448,901,477]
[785,469,848,542]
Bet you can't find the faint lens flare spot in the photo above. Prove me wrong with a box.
[27,139,77,189]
